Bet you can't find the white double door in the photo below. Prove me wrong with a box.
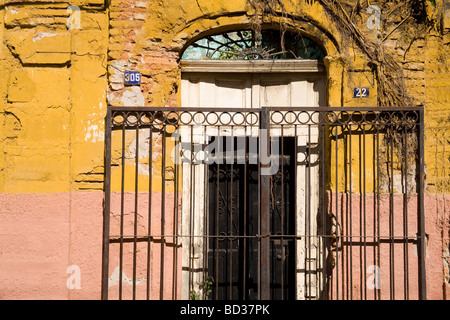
[180,71,326,300]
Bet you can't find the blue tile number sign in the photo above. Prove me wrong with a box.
[124,71,141,85]
[354,87,370,98]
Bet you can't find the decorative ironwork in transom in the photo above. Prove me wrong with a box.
[182,29,326,60]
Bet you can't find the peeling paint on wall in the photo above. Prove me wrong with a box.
[32,31,57,42]
[445,246,450,284]
[127,130,164,176]
[84,124,104,143]
[121,87,145,106]
[108,266,146,288]
[0,112,22,143]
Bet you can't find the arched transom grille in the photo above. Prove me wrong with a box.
[182,29,326,60]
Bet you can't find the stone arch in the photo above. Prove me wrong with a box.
[174,18,341,61]
[172,12,345,107]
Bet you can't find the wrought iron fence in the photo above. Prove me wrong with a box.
[102,106,426,300]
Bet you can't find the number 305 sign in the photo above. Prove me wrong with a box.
[354,87,370,98]
[124,71,141,86]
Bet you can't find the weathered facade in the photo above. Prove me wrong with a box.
[0,0,449,300]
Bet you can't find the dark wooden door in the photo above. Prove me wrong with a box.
[207,137,296,300]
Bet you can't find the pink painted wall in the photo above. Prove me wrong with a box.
[106,191,182,300]
[0,192,103,300]
[0,191,448,299]
[327,193,450,300]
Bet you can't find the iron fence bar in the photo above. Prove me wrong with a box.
[418,108,427,300]
[160,124,167,299]
[390,123,395,300]
[371,124,377,301]
[264,106,424,112]
[119,123,126,300]
[349,123,353,300]
[132,123,139,300]
[147,126,153,300]
[109,106,424,112]
[403,122,410,300]
[108,234,420,240]
[334,125,339,300]
[101,106,112,300]
[358,127,362,299]
[189,125,194,297]
[215,127,220,299]
[243,134,248,300]
[376,121,381,300]
[294,124,298,300]
[320,122,327,300]
[258,122,261,301]
[344,128,348,300]
[260,107,271,300]
[229,130,234,300]
[280,125,285,300]
[173,128,180,300]
[306,124,311,300]
[362,124,367,300]
[202,125,208,300]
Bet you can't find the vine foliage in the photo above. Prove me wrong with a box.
[246,0,438,106]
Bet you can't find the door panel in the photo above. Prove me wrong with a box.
[207,160,259,300]
[207,138,296,300]
[259,80,292,107]
[181,73,325,108]
[182,74,252,108]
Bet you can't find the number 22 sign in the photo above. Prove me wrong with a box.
[354,87,370,98]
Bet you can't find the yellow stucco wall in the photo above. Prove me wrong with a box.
[0,1,108,193]
[1,0,448,194]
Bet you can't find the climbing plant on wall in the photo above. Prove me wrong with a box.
[246,0,440,107]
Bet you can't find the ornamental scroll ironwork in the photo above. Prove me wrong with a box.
[182,30,326,60]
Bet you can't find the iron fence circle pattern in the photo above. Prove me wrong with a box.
[325,111,338,125]
[166,111,180,125]
[110,109,420,130]
[310,111,322,125]
[192,111,206,125]
[139,113,152,125]
[363,110,377,125]
[284,111,298,124]
[232,112,246,126]
[245,111,259,126]
[270,111,284,124]
[206,112,219,125]
[179,111,192,125]
[112,112,125,126]
[219,112,232,125]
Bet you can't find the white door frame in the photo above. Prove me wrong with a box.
[179,59,326,300]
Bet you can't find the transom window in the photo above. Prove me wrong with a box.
[182,29,325,60]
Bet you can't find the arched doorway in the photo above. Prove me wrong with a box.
[179,29,327,300]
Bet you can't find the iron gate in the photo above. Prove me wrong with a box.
[102,106,426,300]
